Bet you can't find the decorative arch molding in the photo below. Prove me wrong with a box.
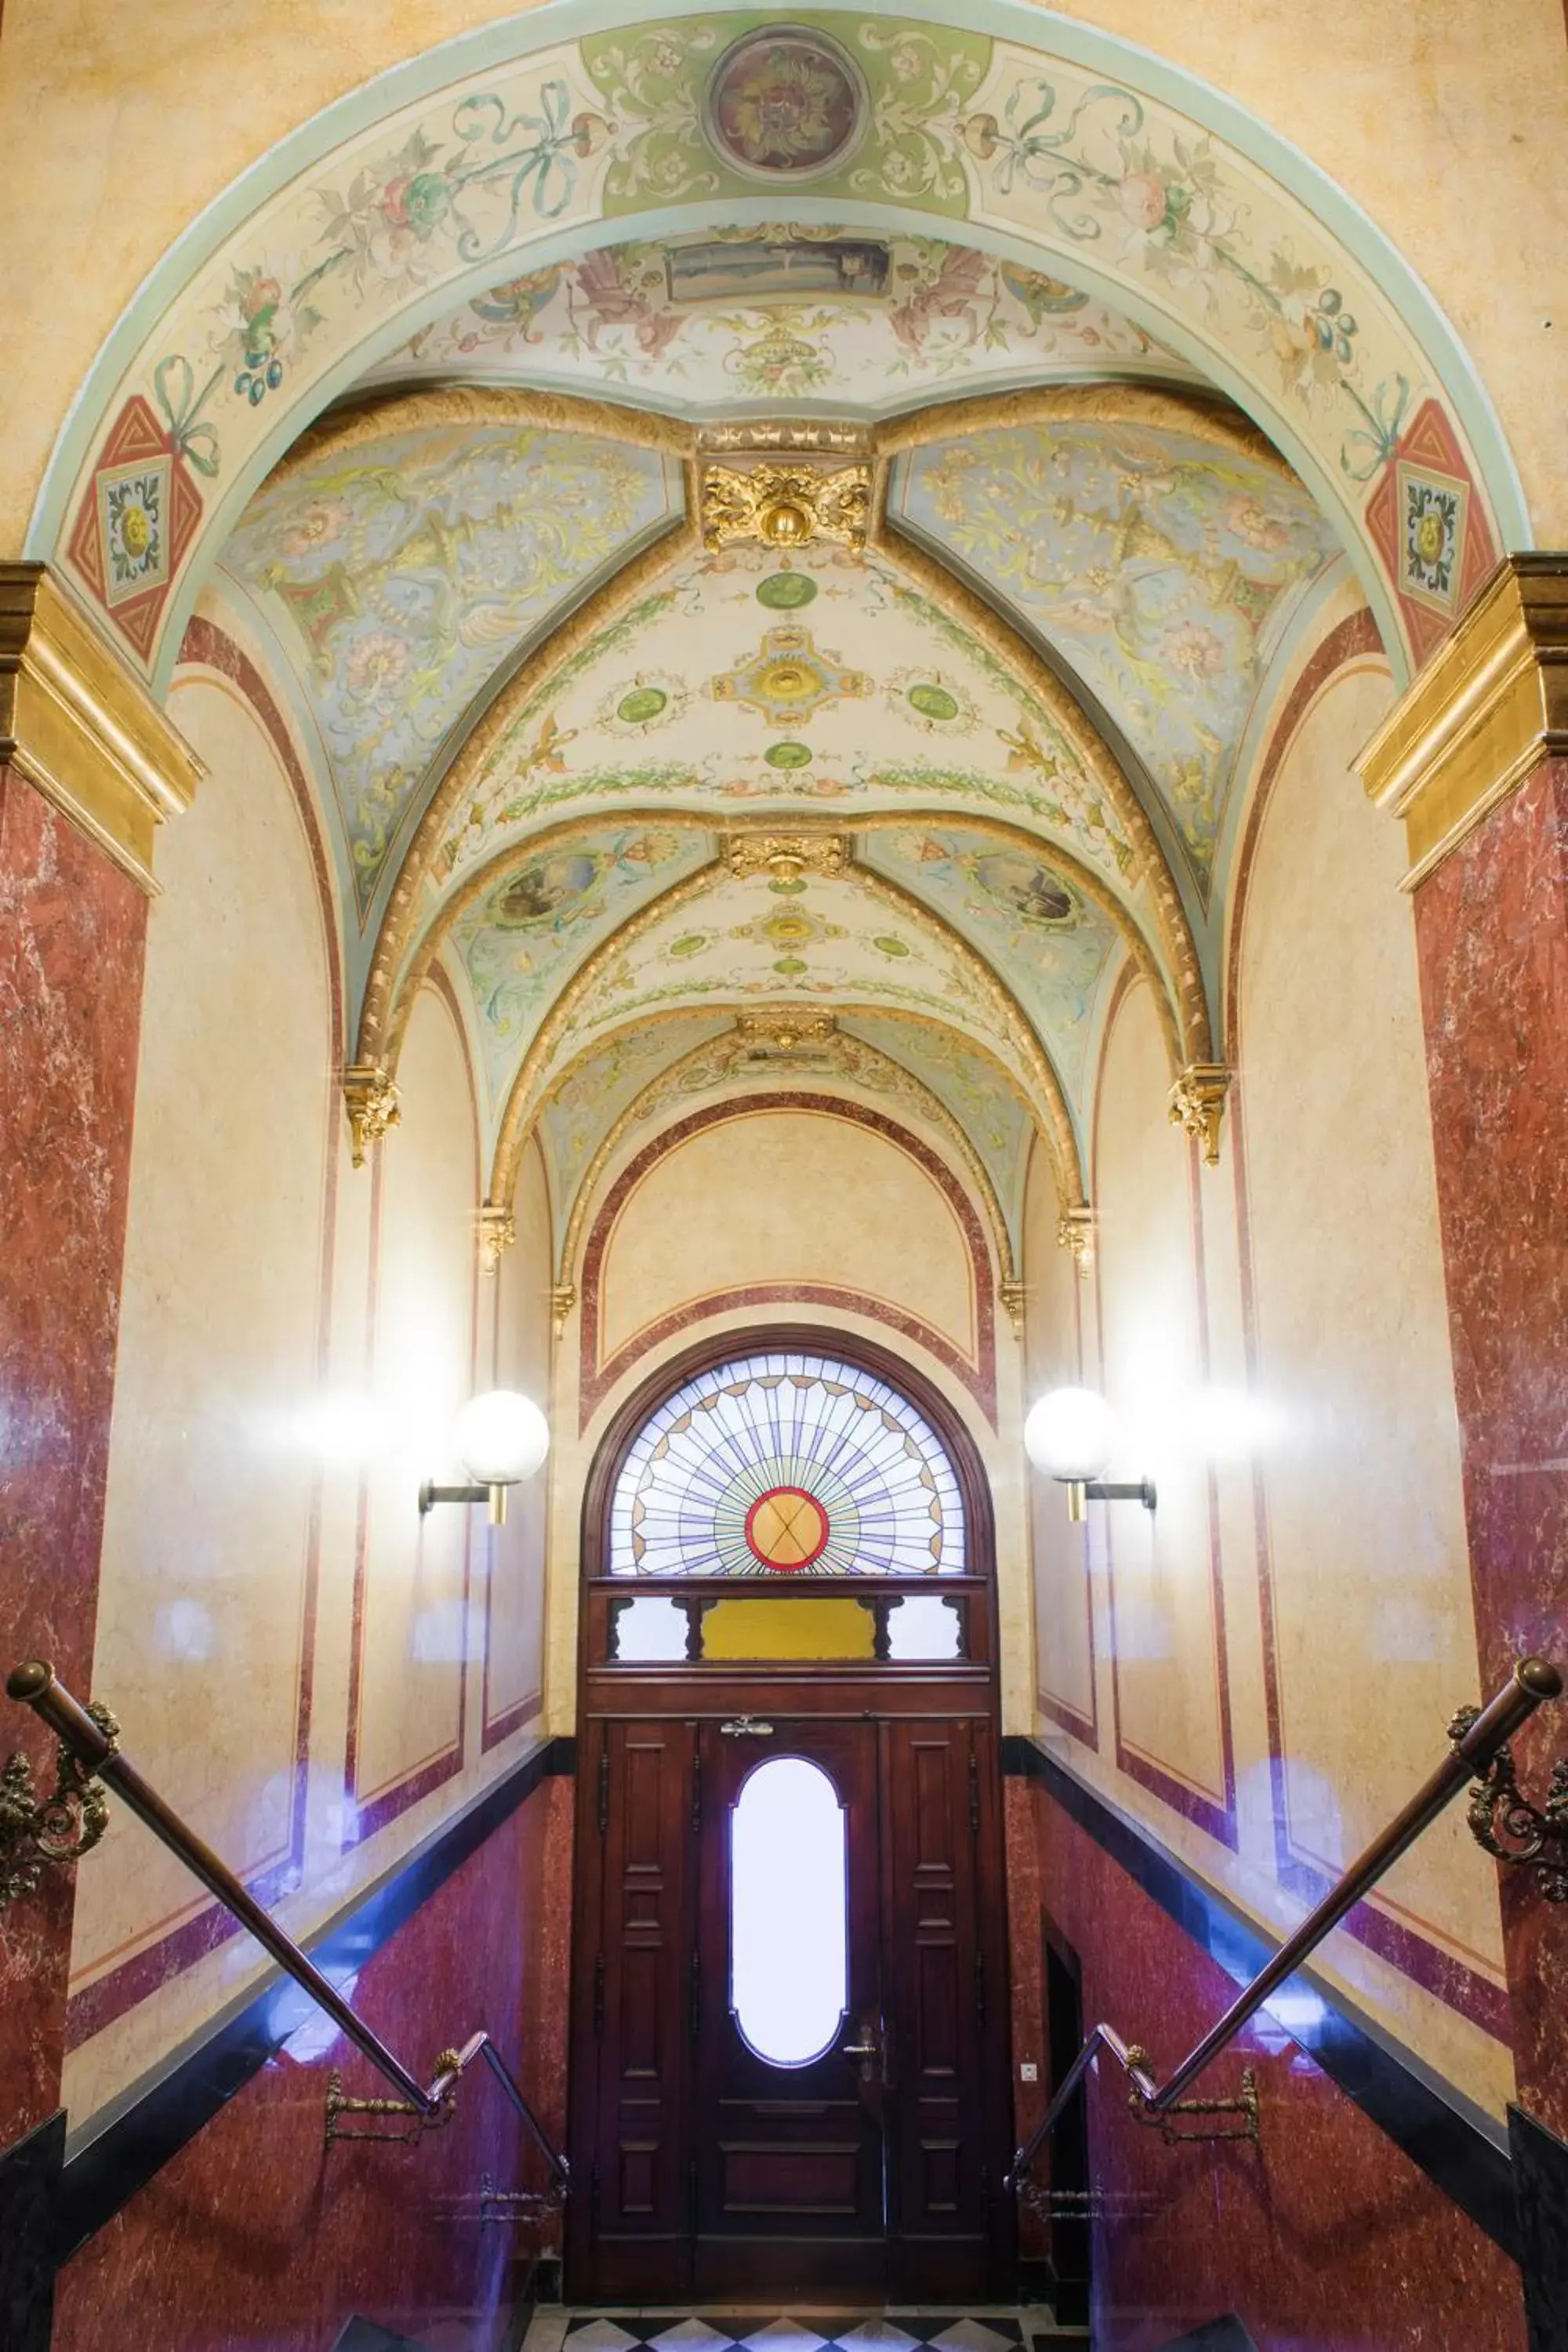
[35,1,1522,691]
[482,849,1087,1208]
[532,1014,1025,1291]
[576,1092,1000,1428]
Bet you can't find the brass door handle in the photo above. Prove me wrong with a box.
[841,2038,878,2060]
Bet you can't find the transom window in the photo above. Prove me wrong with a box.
[608,1348,966,1577]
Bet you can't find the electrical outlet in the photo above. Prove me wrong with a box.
[1019,2060,1038,2082]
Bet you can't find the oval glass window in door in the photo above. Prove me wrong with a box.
[730,1756,848,2067]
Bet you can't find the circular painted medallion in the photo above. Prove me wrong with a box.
[757,571,818,611]
[616,684,669,724]
[703,28,867,183]
[746,1485,831,1571]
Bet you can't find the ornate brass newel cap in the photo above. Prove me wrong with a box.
[0,562,203,891]
[1357,553,1568,888]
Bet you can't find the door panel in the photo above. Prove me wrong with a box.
[695,1720,885,2298]
[588,1719,695,2299]
[881,1719,996,2300]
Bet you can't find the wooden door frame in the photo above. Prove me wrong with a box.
[566,1323,1013,2303]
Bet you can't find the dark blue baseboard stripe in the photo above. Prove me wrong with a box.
[56,1735,575,2259]
[1001,1737,1518,2259]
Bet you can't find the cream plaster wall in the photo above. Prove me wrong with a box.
[60,732,550,2118]
[595,1108,978,1366]
[72,674,333,1995]
[350,982,478,1809]
[1091,978,1230,1813]
[1234,662,1502,1987]
[0,0,1563,549]
[482,1133,552,1735]
[1029,643,1513,2118]
[1022,1139,1096,1735]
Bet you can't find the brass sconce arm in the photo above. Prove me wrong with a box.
[419,1480,510,1525]
[1065,1477,1158,1523]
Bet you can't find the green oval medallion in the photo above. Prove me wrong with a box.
[764,741,814,770]
[908,682,960,721]
[617,684,669,724]
[757,572,818,611]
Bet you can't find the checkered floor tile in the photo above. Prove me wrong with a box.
[537,2314,1038,2352]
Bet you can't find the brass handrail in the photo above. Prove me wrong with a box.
[1007,1653,1563,2188]
[5,1658,570,2195]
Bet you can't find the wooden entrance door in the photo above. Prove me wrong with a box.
[571,1711,1008,2303]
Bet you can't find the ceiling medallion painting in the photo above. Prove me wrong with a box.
[708,622,873,726]
[701,28,869,183]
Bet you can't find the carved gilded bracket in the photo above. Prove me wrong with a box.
[700,458,870,554]
[343,1063,401,1169]
[478,1205,517,1278]
[1168,1065,1232,1168]
[1056,1206,1098,1274]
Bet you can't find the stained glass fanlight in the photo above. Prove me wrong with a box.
[608,1348,966,1577]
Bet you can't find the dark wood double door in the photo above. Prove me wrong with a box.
[569,1711,1011,2303]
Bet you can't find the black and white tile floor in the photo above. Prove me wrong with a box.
[524,2308,1087,2352]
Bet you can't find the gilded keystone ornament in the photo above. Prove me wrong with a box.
[700,460,870,554]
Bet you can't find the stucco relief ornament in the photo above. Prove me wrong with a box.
[725,831,849,885]
[1168,1064,1232,1168]
[1057,1205,1097,1274]
[478,1204,517,1277]
[701,459,871,553]
[343,1063,401,1168]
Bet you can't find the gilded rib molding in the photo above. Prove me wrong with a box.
[0,563,203,891]
[1357,554,1568,888]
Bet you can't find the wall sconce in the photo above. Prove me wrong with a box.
[1024,1386,1156,1523]
[419,1390,549,1526]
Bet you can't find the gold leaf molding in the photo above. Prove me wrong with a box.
[0,563,202,891]
[1358,554,1568,888]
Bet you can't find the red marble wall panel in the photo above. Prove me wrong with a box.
[52,1779,566,2352]
[1410,756,1568,2138]
[0,766,147,2147]
[1010,1780,1526,2351]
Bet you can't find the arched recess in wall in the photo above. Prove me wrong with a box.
[33,1,1523,695]
[574,1094,1000,1430]
[1225,652,1506,2038]
[73,667,337,2045]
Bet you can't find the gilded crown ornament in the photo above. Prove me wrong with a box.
[700,460,870,554]
[1168,1065,1232,1168]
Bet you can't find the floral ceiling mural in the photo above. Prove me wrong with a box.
[446,823,714,1119]
[891,421,1341,896]
[837,1011,1035,1253]
[858,825,1126,1113]
[424,535,1149,920]
[521,865,1053,1123]
[218,419,678,916]
[532,1011,737,1250]
[365,230,1185,415]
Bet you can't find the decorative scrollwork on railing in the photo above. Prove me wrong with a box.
[1450,1705,1568,1902]
[0,1703,119,1904]
[1123,2047,1260,2146]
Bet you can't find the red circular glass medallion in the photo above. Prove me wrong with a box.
[744,1485,830,1571]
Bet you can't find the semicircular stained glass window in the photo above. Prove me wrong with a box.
[608,1348,966,1577]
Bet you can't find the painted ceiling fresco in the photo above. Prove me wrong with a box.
[428,535,1152,925]
[218,420,678,916]
[891,421,1341,896]
[837,1011,1035,1253]
[446,824,715,1120]
[365,231,1192,418]
[858,826,1125,1113]
[521,866,1049,1119]
[533,1011,738,1249]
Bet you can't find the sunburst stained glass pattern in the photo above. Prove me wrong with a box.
[608,1350,965,1577]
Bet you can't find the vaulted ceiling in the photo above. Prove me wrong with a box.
[201,214,1360,1278]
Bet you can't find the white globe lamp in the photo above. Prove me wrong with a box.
[1024,1386,1155,1521]
[421,1389,550,1524]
